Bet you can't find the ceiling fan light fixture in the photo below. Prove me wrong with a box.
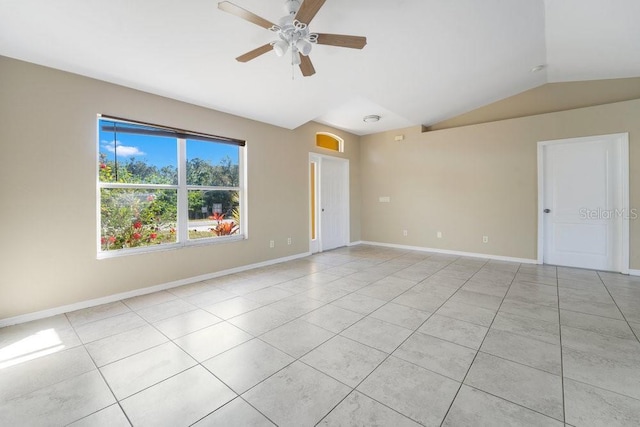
[296,39,312,56]
[273,40,289,57]
[219,0,367,77]
[363,115,381,123]
[292,49,301,66]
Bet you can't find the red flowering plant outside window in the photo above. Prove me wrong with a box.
[99,186,178,251]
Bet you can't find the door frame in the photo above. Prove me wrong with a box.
[309,153,350,253]
[536,133,629,272]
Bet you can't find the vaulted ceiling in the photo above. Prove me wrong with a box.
[1,0,639,135]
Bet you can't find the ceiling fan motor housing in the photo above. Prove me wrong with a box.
[285,0,301,15]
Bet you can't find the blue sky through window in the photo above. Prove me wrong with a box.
[99,122,239,169]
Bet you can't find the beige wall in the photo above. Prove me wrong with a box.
[428,77,640,130]
[0,56,361,320]
[3,53,639,321]
[360,99,640,265]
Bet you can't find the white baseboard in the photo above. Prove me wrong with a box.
[0,252,311,328]
[628,269,640,277]
[359,241,539,264]
[348,240,363,247]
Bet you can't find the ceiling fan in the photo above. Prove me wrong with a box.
[218,0,367,77]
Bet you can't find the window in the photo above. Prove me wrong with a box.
[97,116,245,257]
[316,132,344,152]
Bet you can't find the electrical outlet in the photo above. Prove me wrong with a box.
[483,236,489,243]
[287,237,292,245]
[403,230,408,236]
[437,231,442,239]
[269,240,275,248]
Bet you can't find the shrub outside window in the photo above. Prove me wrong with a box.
[97,116,245,257]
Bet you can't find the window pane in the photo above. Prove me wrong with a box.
[316,133,343,152]
[100,188,177,250]
[188,190,240,240]
[99,120,178,185]
[186,139,239,186]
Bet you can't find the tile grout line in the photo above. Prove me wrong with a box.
[63,312,136,427]
[314,253,468,426]
[300,255,524,425]
[437,263,571,425]
[121,273,318,427]
[555,267,567,425]
[68,296,242,425]
[213,251,432,349]
[186,249,433,426]
[317,256,526,425]
[282,249,446,425]
[438,260,522,426]
[459,382,567,424]
[271,250,453,425]
[597,271,640,344]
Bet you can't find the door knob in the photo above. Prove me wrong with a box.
[544,209,551,213]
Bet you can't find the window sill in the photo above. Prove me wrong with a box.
[97,234,246,260]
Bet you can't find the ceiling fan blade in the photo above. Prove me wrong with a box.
[299,55,316,77]
[295,0,326,25]
[218,1,276,30]
[236,43,273,62]
[315,33,367,49]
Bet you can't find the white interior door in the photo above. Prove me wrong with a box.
[314,155,349,252]
[540,134,628,272]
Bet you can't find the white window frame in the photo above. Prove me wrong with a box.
[96,116,247,259]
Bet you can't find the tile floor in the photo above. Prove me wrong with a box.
[1,245,640,426]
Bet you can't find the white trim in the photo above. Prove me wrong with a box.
[96,116,102,256]
[240,144,249,239]
[537,133,630,273]
[97,235,247,260]
[342,160,350,251]
[348,240,363,247]
[360,241,538,264]
[177,137,188,243]
[536,143,544,264]
[628,269,640,277]
[0,252,310,328]
[620,138,630,274]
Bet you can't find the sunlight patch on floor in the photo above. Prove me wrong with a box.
[0,329,64,369]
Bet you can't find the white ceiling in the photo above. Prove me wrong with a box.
[1,0,639,135]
